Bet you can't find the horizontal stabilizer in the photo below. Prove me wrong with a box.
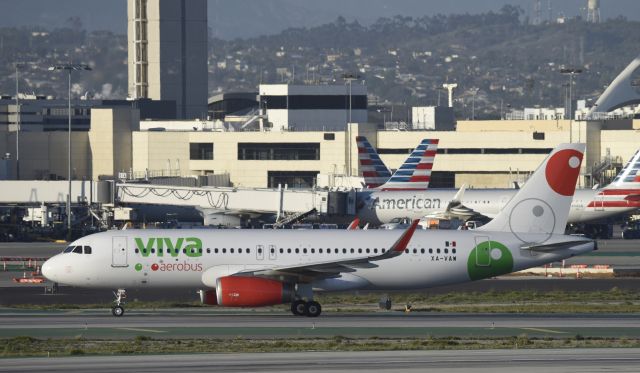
[521,239,594,252]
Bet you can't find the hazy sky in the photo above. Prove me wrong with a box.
[2,0,639,39]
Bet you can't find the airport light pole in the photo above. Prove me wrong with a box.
[48,64,92,237]
[470,88,479,120]
[342,73,360,177]
[14,62,26,180]
[560,67,582,142]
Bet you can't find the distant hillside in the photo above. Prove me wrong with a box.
[1,8,639,119]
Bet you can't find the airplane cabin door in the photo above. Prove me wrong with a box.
[473,236,491,267]
[595,194,605,211]
[112,236,128,267]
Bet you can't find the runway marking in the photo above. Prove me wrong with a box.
[520,327,567,334]
[117,327,166,333]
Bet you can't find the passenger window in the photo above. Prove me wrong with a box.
[287,249,292,254]
[214,248,219,253]
[295,248,300,254]
[72,246,83,254]
[206,249,211,254]
[420,248,425,254]
[437,249,441,254]
[135,248,139,254]
[444,249,448,254]
[350,248,354,254]
[151,249,155,254]
[239,248,243,254]
[222,248,227,254]
[230,249,234,254]
[84,246,92,254]
[452,248,457,254]
[311,249,315,254]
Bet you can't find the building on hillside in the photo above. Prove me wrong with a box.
[258,83,367,131]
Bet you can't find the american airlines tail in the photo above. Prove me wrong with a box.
[357,137,438,190]
[378,139,439,191]
[587,149,640,210]
[478,143,586,236]
[356,136,392,188]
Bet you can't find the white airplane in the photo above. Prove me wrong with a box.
[356,148,640,226]
[42,143,594,317]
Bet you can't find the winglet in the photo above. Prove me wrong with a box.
[370,219,420,261]
[389,219,420,253]
[347,218,360,230]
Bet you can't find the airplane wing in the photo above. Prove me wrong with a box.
[231,220,420,282]
[422,184,488,221]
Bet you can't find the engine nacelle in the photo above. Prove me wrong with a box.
[198,289,218,305]
[215,276,294,307]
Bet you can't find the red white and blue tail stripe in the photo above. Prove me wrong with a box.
[379,139,439,191]
[587,149,640,209]
[357,136,392,188]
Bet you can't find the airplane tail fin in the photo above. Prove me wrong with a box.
[607,149,640,187]
[379,139,439,191]
[356,136,392,188]
[477,143,585,236]
[594,148,640,207]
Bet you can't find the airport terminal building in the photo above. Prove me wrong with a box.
[1,101,639,190]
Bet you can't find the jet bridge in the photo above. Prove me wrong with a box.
[116,183,356,219]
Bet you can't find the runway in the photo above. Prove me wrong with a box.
[0,310,639,339]
[1,349,639,372]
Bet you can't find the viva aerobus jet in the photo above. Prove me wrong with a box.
[42,143,594,317]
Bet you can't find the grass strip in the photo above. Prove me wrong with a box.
[2,335,640,358]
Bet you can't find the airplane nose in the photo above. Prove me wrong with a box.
[41,257,58,282]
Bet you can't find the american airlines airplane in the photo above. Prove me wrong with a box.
[42,143,594,317]
[356,148,640,226]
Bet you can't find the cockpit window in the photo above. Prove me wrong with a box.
[63,246,74,253]
[72,246,83,254]
[84,246,92,254]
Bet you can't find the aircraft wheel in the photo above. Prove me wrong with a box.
[305,301,322,317]
[291,300,307,316]
[112,305,125,317]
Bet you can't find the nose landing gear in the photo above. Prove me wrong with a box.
[290,299,322,317]
[111,289,126,317]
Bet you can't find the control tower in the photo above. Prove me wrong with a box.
[586,0,601,23]
[127,0,208,119]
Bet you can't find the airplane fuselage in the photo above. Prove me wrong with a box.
[43,229,593,292]
[356,188,639,225]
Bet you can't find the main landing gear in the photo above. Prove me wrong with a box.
[111,289,126,317]
[291,299,322,317]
